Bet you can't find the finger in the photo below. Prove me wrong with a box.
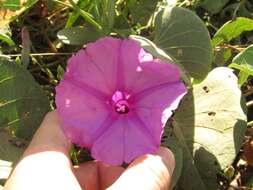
[107,147,175,190]
[73,161,125,190]
[73,161,99,190]
[24,111,70,156]
[98,162,125,189]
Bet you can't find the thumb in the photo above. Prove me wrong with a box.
[107,147,175,190]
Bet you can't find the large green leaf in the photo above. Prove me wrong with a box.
[212,17,253,47]
[0,58,50,139]
[57,26,101,45]
[171,67,247,189]
[154,6,212,82]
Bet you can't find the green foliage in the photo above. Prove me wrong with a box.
[0,25,15,46]
[0,0,38,27]
[154,6,212,82]
[0,0,253,188]
[198,0,229,14]
[212,17,253,47]
[172,67,247,189]
[65,0,92,28]
[0,32,15,46]
[68,0,102,31]
[162,127,183,188]
[229,45,253,86]
[245,176,253,188]
[57,26,101,45]
[130,35,191,86]
[92,0,116,34]
[1,0,37,11]
[213,48,232,67]
[0,57,50,184]
[0,132,25,184]
[0,58,50,139]
[127,0,158,25]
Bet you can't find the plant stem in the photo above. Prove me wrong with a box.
[0,53,73,57]
[68,0,102,31]
[247,120,253,127]
[246,100,253,107]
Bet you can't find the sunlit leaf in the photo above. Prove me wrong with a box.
[229,44,253,76]
[229,44,253,85]
[171,67,247,189]
[0,31,15,46]
[212,17,253,47]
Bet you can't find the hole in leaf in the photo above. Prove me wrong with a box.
[203,86,210,93]
[208,111,216,116]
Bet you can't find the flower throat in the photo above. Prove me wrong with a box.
[112,91,130,114]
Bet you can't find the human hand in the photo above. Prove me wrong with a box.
[4,111,175,190]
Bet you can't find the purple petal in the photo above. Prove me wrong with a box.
[56,80,110,148]
[85,37,122,92]
[64,37,121,95]
[120,40,180,93]
[91,115,158,165]
[132,82,187,144]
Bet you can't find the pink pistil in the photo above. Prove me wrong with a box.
[112,91,130,114]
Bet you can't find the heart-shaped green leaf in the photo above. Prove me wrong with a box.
[171,67,247,189]
[0,58,50,139]
[154,6,212,82]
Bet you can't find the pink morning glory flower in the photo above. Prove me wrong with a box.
[56,37,187,165]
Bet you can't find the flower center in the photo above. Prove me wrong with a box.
[112,91,130,114]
